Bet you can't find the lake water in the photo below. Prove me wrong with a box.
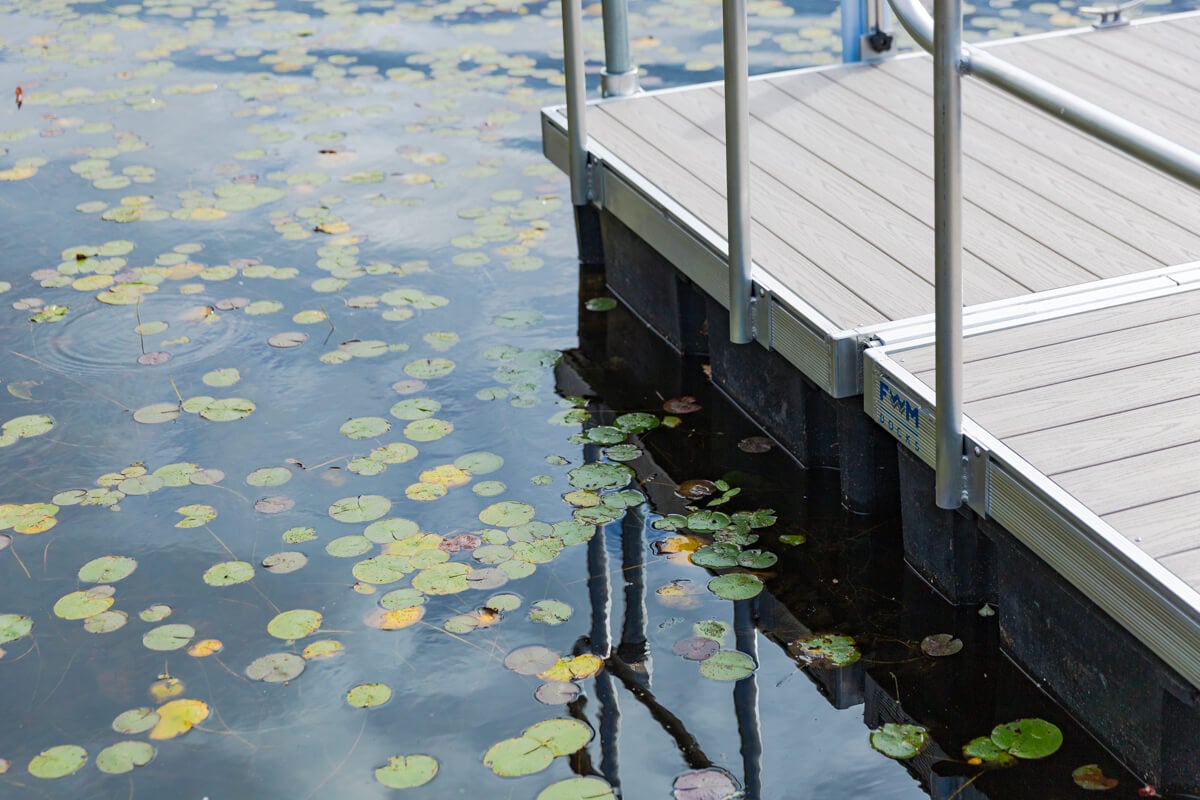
[0,0,1189,797]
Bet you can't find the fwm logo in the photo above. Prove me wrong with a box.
[879,379,920,429]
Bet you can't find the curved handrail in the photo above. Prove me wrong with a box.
[889,0,1200,189]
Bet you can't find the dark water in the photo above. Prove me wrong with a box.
[0,0,1190,797]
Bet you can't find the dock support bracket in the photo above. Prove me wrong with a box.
[964,437,990,517]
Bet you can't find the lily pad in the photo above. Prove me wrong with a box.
[504,645,560,676]
[411,562,472,595]
[686,510,731,532]
[95,741,155,775]
[267,609,322,640]
[149,699,210,740]
[1072,764,1119,790]
[690,543,740,568]
[525,718,593,757]
[143,623,196,651]
[568,462,633,491]
[246,467,291,487]
[54,587,115,620]
[529,599,571,625]
[962,736,1018,767]
[27,745,87,779]
[203,561,255,586]
[84,610,129,634]
[112,708,159,735]
[347,682,392,708]
[375,754,438,789]
[793,634,860,667]
[534,682,582,705]
[737,549,778,569]
[706,573,763,600]
[478,501,535,527]
[483,736,554,777]
[672,768,739,800]
[698,650,756,681]
[870,723,930,760]
[340,417,391,439]
[920,633,963,657]
[0,613,33,645]
[990,718,1063,759]
[262,551,307,574]
[78,555,138,583]
[329,495,392,523]
[672,636,720,661]
[246,652,306,682]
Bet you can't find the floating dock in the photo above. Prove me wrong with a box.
[543,10,1200,792]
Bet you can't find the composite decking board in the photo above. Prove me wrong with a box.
[891,290,1200,374]
[729,80,1072,297]
[657,85,1029,304]
[1160,549,1200,589]
[1106,494,1200,560]
[1081,21,1200,90]
[596,98,941,321]
[963,351,1200,438]
[1002,392,1200,475]
[770,70,1110,291]
[879,56,1200,236]
[813,65,1197,271]
[1020,34,1200,127]
[912,312,1200,401]
[584,105,891,326]
[990,39,1200,152]
[1050,439,1200,516]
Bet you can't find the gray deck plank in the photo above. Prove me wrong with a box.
[912,312,1200,401]
[812,64,1196,271]
[1052,439,1200,516]
[964,351,1200,437]
[1082,21,1200,89]
[584,105,890,326]
[880,55,1200,236]
[892,290,1200,374]
[658,84,1028,304]
[1160,548,1200,589]
[1004,393,1200,475]
[597,98,939,321]
[1106,494,1200,560]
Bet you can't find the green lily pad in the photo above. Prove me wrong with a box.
[364,518,420,543]
[380,588,426,611]
[691,543,740,568]
[375,754,439,789]
[404,418,453,442]
[267,609,322,640]
[583,425,625,445]
[870,723,930,760]
[698,650,757,681]
[246,467,291,487]
[990,718,1063,759]
[707,573,763,600]
[478,501,535,527]
[737,549,778,569]
[78,555,138,583]
[686,510,731,532]
[27,745,87,779]
[352,555,414,585]
[529,600,571,625]
[962,736,1018,767]
[95,741,155,775]
[246,652,306,682]
[112,708,159,735]
[2,414,54,438]
[454,451,504,475]
[262,551,307,574]
[411,562,472,595]
[794,634,860,666]
[340,417,391,439]
[613,412,659,433]
[143,623,196,651]
[283,526,318,544]
[553,521,596,546]
[568,463,633,491]
[347,682,392,708]
[920,633,963,657]
[329,495,392,523]
[525,718,593,757]
[584,297,617,312]
[536,776,615,800]
[779,534,807,546]
[0,613,33,645]
[404,358,455,379]
[203,561,255,586]
[390,398,441,420]
[202,368,240,388]
[54,588,114,620]
[694,619,730,642]
[84,610,128,634]
[483,736,554,777]
[197,397,256,421]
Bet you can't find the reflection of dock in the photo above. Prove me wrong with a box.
[544,7,1200,793]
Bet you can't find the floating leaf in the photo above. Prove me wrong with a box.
[0,613,33,645]
[534,682,581,706]
[188,639,223,657]
[149,699,210,740]
[738,549,778,569]
[134,402,181,424]
[920,633,963,657]
[779,534,806,546]
[139,604,172,622]
[673,636,720,661]
[870,723,931,760]
[538,654,604,682]
[504,645,560,676]
[664,396,702,414]
[329,495,391,523]
[347,683,392,708]
[54,587,115,620]
[707,573,763,600]
[1073,764,1119,791]
[203,561,254,586]
[691,544,739,568]
[267,609,322,640]
[989,718,1063,760]
[95,741,155,775]
[143,623,196,651]
[411,562,472,595]
[529,600,571,625]
[568,463,633,491]
[698,650,756,681]
[584,297,617,312]
[78,555,138,583]
[302,641,344,660]
[367,606,425,630]
[246,652,306,682]
[962,736,1018,767]
[112,708,159,735]
[483,736,554,777]
[793,634,860,666]
[525,718,593,757]
[375,755,439,789]
[27,745,87,779]
[687,511,730,532]
[84,610,129,634]
[197,397,256,421]
[246,467,291,487]
[262,551,307,574]
[672,768,739,800]
[478,501,535,527]
[340,417,391,439]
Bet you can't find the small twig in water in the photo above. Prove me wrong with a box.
[321,306,335,346]
[134,299,146,355]
[945,773,981,800]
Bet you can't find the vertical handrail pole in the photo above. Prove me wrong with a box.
[600,0,639,96]
[723,0,753,344]
[562,0,589,208]
[841,0,867,62]
[933,0,964,508]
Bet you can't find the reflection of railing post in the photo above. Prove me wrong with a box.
[933,0,964,509]
[600,0,639,96]
[733,600,762,799]
[618,504,649,672]
[723,0,753,345]
[842,0,894,62]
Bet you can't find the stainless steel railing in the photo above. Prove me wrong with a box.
[889,0,1200,508]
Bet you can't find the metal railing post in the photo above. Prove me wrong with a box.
[723,0,753,345]
[933,0,964,508]
[562,0,589,208]
[841,0,867,62]
[601,0,639,96]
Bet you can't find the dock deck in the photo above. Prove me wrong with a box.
[542,7,1200,781]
